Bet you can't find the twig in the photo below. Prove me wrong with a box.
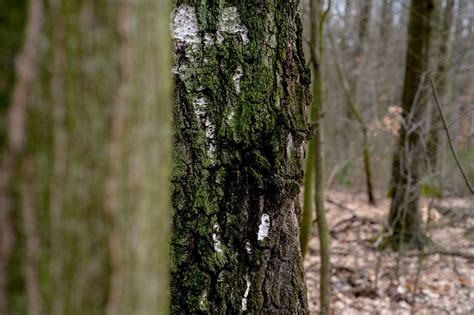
[405,247,474,261]
[429,78,474,195]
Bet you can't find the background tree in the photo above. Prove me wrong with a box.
[0,0,173,314]
[426,0,456,196]
[387,0,435,248]
[170,1,310,313]
[299,0,331,313]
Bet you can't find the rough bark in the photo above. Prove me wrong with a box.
[170,1,310,313]
[388,0,434,249]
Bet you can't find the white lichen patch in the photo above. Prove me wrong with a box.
[233,65,243,94]
[212,223,223,253]
[286,133,294,156]
[245,241,252,254]
[227,110,235,123]
[171,5,200,44]
[193,97,207,117]
[193,97,216,160]
[241,275,251,311]
[204,117,215,139]
[217,7,249,44]
[199,290,208,311]
[204,33,214,46]
[257,213,270,241]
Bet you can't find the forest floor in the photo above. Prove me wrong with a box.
[304,189,474,314]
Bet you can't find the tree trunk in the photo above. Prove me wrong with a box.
[300,0,331,313]
[355,0,372,58]
[426,0,455,193]
[2,0,173,314]
[0,0,43,312]
[388,0,434,249]
[170,1,310,313]
[329,30,376,205]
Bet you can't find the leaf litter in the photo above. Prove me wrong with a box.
[304,189,474,314]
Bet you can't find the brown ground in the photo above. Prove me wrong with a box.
[304,190,474,314]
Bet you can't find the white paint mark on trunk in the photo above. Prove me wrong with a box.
[241,275,251,311]
[257,213,270,241]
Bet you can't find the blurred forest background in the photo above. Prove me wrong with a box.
[0,0,473,314]
[304,0,473,198]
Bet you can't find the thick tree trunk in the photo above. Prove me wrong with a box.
[2,0,173,314]
[388,0,434,249]
[170,1,310,313]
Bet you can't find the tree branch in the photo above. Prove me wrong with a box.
[429,77,474,195]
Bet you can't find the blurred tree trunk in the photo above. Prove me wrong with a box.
[388,0,434,249]
[1,0,173,314]
[300,0,331,313]
[379,0,393,64]
[0,0,42,312]
[426,0,455,195]
[355,0,372,58]
[170,1,310,313]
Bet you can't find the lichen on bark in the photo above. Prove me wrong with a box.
[170,1,310,313]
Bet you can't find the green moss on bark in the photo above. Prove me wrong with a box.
[171,1,310,313]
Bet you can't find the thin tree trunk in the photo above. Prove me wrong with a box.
[329,30,376,205]
[388,0,434,249]
[170,1,310,313]
[355,0,372,58]
[300,0,331,313]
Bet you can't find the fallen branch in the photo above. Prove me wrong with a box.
[405,247,474,261]
[429,78,474,194]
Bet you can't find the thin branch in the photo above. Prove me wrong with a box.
[429,78,474,194]
[405,248,474,262]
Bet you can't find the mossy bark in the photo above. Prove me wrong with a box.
[388,0,434,249]
[2,0,173,314]
[170,1,310,313]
